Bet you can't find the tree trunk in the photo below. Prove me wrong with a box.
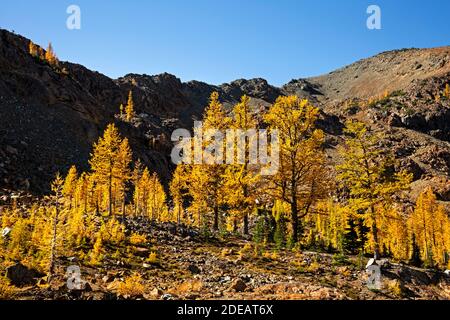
[122,196,126,219]
[213,205,219,231]
[243,214,249,235]
[49,198,60,282]
[370,206,381,260]
[108,174,112,216]
[291,200,298,243]
[233,219,238,233]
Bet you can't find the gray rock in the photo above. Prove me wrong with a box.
[1,227,12,238]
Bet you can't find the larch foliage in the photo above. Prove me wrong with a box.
[125,91,135,122]
[444,84,450,99]
[408,187,450,267]
[264,96,329,244]
[377,206,410,261]
[223,95,260,235]
[89,123,132,216]
[49,173,65,280]
[45,42,59,66]
[63,165,78,210]
[175,92,231,230]
[28,41,39,58]
[336,120,412,260]
[170,164,188,225]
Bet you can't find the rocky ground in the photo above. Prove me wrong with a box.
[3,217,450,301]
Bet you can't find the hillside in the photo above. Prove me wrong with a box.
[1,30,450,204]
[1,29,450,301]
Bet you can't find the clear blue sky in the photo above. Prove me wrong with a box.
[1,0,449,86]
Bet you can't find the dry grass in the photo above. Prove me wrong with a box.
[170,280,204,295]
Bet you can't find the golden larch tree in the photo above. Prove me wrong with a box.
[125,91,135,122]
[408,187,449,267]
[264,96,329,244]
[89,123,132,216]
[336,120,412,260]
[223,95,260,234]
[45,42,59,66]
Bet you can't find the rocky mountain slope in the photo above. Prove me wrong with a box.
[0,29,449,208]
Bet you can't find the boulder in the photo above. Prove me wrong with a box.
[230,279,247,292]
[6,263,45,287]
[188,264,201,274]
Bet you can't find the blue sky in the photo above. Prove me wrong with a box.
[1,0,449,86]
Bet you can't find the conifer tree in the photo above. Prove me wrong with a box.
[74,172,89,213]
[264,96,329,243]
[63,165,78,210]
[49,173,64,281]
[131,159,144,216]
[444,83,450,99]
[336,120,412,259]
[223,95,260,235]
[379,207,410,261]
[147,172,167,221]
[45,42,59,66]
[89,124,132,216]
[408,187,450,267]
[170,165,188,225]
[116,138,132,216]
[177,92,231,230]
[28,41,39,58]
[125,91,135,122]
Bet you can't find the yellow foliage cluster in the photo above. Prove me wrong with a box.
[28,41,59,67]
[117,273,145,297]
[0,123,169,278]
[129,233,147,246]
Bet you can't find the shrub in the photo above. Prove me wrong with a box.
[0,277,14,300]
[117,273,145,298]
[129,233,147,246]
[146,252,159,265]
[332,253,350,266]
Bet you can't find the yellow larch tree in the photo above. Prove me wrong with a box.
[264,96,329,244]
[377,206,410,261]
[125,91,135,122]
[178,92,231,230]
[89,123,132,216]
[408,187,450,267]
[49,173,65,281]
[336,120,412,259]
[29,41,39,58]
[115,138,132,216]
[63,165,78,210]
[223,95,260,235]
[444,83,450,99]
[308,200,348,252]
[131,159,144,216]
[170,164,189,225]
[147,172,167,221]
[45,42,59,67]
